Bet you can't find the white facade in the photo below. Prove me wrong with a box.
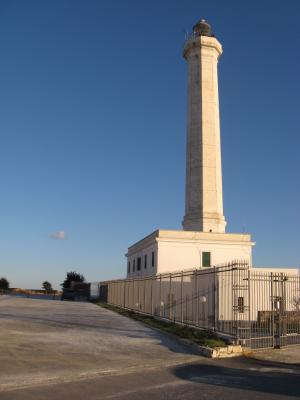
[127,229,254,278]
[126,231,158,278]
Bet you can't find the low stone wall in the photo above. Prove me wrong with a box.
[199,345,243,358]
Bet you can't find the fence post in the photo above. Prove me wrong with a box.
[123,280,126,308]
[131,279,133,309]
[150,277,153,315]
[137,280,140,311]
[196,271,199,326]
[132,280,135,311]
[248,267,251,348]
[192,271,197,325]
[213,265,217,331]
[143,278,146,313]
[186,295,188,323]
[281,272,287,341]
[231,263,237,343]
[169,274,172,321]
[180,272,183,323]
[271,272,275,348]
[159,275,162,317]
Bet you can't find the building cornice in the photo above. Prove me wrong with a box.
[127,229,255,257]
[157,229,253,242]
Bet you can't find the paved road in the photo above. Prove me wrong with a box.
[249,346,300,365]
[0,296,299,399]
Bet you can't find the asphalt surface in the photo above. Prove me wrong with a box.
[249,346,300,365]
[0,296,299,399]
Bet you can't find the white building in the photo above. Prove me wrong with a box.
[126,230,254,277]
[126,19,254,277]
[97,18,299,350]
[125,19,296,280]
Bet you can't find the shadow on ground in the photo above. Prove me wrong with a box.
[247,356,300,369]
[173,359,300,397]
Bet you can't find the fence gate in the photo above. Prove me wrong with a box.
[245,271,300,349]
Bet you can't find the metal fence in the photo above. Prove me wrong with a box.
[99,261,300,349]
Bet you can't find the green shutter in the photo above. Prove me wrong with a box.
[202,252,211,267]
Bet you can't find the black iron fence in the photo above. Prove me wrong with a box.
[97,261,300,349]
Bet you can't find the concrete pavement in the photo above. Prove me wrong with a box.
[0,296,199,392]
[0,296,299,399]
[249,347,300,365]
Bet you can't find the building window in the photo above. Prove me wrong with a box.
[202,252,211,267]
[238,297,244,313]
[128,262,130,273]
[144,254,147,269]
[133,259,135,272]
[137,257,141,271]
[151,251,155,267]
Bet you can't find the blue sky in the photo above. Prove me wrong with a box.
[0,0,299,289]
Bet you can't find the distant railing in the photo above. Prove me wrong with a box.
[0,289,61,300]
[184,30,198,45]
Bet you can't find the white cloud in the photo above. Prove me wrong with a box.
[49,231,68,240]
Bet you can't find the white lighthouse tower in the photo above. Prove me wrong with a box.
[182,20,226,233]
[126,19,254,277]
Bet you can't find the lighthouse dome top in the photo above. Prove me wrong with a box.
[192,19,214,37]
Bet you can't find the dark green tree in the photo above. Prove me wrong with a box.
[61,271,85,289]
[0,277,9,290]
[42,281,53,293]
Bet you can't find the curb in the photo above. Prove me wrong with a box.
[197,344,243,358]
[140,323,243,359]
[176,337,243,358]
